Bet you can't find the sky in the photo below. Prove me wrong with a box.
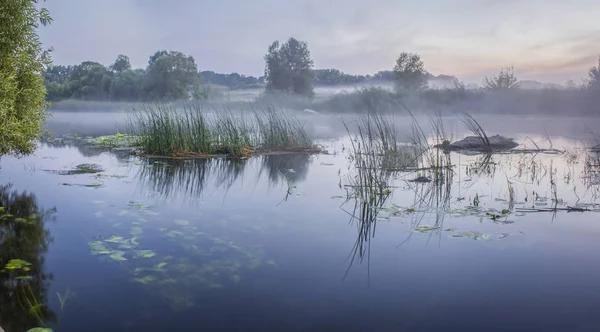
[38,0,600,84]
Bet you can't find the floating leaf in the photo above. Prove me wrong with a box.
[109,251,127,261]
[134,250,156,259]
[166,230,184,238]
[131,237,140,246]
[133,275,157,284]
[174,219,190,226]
[118,241,134,250]
[451,231,491,240]
[128,201,146,209]
[27,328,53,332]
[413,225,440,233]
[118,210,129,216]
[104,235,124,243]
[4,259,32,271]
[501,209,511,215]
[94,212,103,218]
[130,227,144,236]
[156,262,168,269]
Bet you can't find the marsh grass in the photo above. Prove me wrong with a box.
[255,107,313,150]
[129,102,315,158]
[461,113,492,152]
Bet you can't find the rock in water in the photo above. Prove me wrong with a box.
[440,135,518,151]
[409,176,431,183]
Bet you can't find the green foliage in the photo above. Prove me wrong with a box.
[393,52,428,92]
[69,61,113,100]
[313,69,368,85]
[144,50,200,101]
[201,71,263,89]
[264,38,315,97]
[483,67,519,90]
[0,0,52,157]
[109,69,145,101]
[110,54,131,72]
[44,51,209,103]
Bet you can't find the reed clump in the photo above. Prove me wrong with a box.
[129,102,316,158]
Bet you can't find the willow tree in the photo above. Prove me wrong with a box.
[0,0,52,157]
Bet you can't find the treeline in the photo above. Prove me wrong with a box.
[44,51,207,102]
[200,71,264,89]
[44,37,600,105]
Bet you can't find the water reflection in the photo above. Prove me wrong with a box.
[259,154,311,185]
[137,154,313,201]
[138,158,247,199]
[0,184,56,332]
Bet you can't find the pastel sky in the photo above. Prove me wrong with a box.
[38,0,600,84]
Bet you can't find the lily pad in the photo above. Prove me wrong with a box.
[3,259,32,272]
[133,275,157,284]
[109,251,127,261]
[130,227,144,236]
[104,235,124,243]
[451,231,491,240]
[134,250,157,259]
[413,225,440,233]
[175,219,190,226]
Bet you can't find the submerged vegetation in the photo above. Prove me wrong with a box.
[129,102,316,158]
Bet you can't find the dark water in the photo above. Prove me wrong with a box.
[2,118,600,331]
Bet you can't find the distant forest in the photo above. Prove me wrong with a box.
[42,51,455,102]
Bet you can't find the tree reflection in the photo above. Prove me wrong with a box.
[0,184,56,332]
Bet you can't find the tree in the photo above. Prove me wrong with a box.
[565,79,577,90]
[110,54,131,72]
[0,0,53,157]
[143,50,200,100]
[264,38,315,97]
[483,67,519,90]
[69,61,113,100]
[109,69,145,101]
[393,52,428,92]
[587,56,600,91]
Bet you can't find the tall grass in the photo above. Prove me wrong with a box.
[255,107,312,150]
[129,102,314,157]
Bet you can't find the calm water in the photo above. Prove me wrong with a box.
[2,114,600,331]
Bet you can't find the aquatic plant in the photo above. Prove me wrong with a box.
[0,185,56,331]
[461,113,492,152]
[56,163,104,175]
[129,102,315,158]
